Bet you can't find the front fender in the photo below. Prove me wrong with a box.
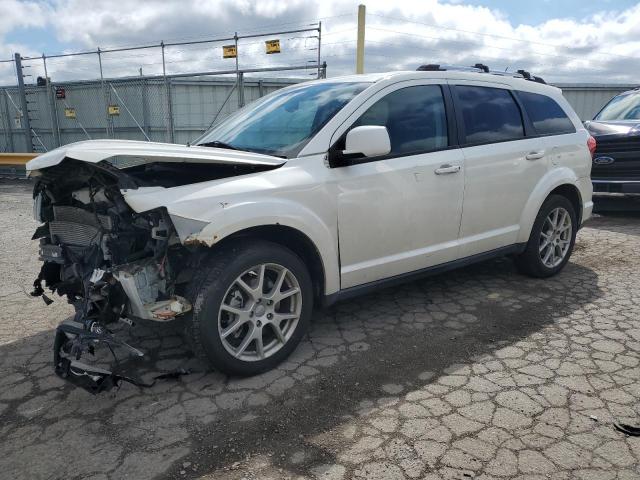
[517,167,580,244]
[186,198,341,296]
[121,160,340,295]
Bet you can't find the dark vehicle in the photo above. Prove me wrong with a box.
[585,87,640,207]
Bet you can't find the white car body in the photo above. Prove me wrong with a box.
[27,70,593,303]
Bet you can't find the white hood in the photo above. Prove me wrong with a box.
[26,139,285,172]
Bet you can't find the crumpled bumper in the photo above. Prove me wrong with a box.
[53,318,148,394]
[53,318,197,394]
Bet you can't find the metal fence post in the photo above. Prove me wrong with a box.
[14,53,33,152]
[141,77,150,140]
[2,90,15,152]
[317,21,322,79]
[235,32,242,108]
[167,79,175,143]
[97,48,110,137]
[161,42,175,143]
[238,72,245,108]
[50,85,61,146]
[42,54,61,148]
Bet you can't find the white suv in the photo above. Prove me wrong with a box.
[27,66,593,389]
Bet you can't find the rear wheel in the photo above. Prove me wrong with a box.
[515,194,577,278]
[187,240,313,376]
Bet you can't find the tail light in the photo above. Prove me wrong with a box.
[587,135,597,158]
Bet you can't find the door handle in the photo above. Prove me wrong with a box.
[526,150,545,160]
[434,164,461,175]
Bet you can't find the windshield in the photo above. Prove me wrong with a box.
[195,81,370,158]
[595,92,640,121]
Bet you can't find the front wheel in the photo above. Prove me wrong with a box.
[515,194,577,278]
[187,240,313,376]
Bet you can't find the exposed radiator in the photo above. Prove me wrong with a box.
[49,221,101,247]
[53,206,113,231]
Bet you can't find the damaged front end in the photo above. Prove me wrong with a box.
[27,140,286,393]
[31,159,194,393]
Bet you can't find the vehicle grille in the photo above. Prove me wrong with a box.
[593,136,640,179]
[595,137,640,154]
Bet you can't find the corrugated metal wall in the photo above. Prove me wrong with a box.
[555,83,638,121]
[0,76,300,153]
[2,78,637,153]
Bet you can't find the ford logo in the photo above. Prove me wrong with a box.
[594,156,615,165]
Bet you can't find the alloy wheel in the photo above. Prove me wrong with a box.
[217,263,302,362]
[539,207,572,268]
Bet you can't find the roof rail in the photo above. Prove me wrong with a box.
[472,63,490,73]
[516,69,547,84]
[416,64,446,71]
[416,63,546,84]
[416,64,478,72]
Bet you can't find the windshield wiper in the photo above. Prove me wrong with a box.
[198,140,240,150]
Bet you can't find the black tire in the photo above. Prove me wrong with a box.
[515,194,578,278]
[185,239,313,376]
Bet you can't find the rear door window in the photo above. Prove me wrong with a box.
[455,85,524,145]
[517,91,576,135]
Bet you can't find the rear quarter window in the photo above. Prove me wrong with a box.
[517,91,576,136]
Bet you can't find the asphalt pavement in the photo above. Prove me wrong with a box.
[1,180,639,480]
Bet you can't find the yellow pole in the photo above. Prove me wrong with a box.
[356,4,366,74]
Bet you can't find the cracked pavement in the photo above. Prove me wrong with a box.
[1,179,639,480]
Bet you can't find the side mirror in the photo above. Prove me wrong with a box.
[327,125,392,168]
[344,125,391,158]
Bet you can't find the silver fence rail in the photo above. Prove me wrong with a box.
[0,24,326,153]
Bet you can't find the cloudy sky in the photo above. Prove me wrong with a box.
[1,0,640,85]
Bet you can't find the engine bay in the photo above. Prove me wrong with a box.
[31,159,197,393]
[25,143,288,393]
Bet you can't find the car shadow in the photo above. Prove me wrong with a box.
[0,256,603,480]
[178,258,603,478]
[593,196,640,217]
[586,211,640,238]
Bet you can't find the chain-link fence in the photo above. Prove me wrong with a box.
[0,24,326,153]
